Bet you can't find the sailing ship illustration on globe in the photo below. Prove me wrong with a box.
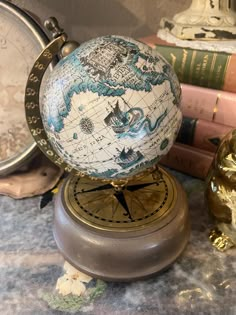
[40,35,182,180]
[104,99,167,138]
[115,147,144,169]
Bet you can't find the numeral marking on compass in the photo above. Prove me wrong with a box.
[55,157,64,165]
[46,150,54,156]
[30,128,43,136]
[26,87,37,96]
[25,101,39,109]
[65,165,73,172]
[43,49,52,59]
[29,73,39,83]
[27,116,40,124]
[37,139,47,146]
[34,61,45,70]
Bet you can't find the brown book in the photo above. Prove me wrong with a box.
[177,116,232,153]
[139,35,236,93]
[160,143,214,179]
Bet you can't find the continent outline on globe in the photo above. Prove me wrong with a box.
[41,35,182,180]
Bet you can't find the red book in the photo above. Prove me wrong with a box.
[177,116,232,152]
[139,34,236,93]
[160,143,214,179]
[181,84,236,127]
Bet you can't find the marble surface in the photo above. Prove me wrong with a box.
[0,169,236,315]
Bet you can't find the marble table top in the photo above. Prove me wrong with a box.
[0,169,235,315]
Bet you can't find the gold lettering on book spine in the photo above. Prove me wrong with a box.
[215,65,222,83]
[200,54,209,85]
[179,49,188,81]
[170,53,176,68]
[189,51,197,84]
[222,55,231,85]
[195,63,201,77]
[208,53,217,87]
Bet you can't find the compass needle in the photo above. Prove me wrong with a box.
[75,183,113,195]
[126,182,156,192]
[114,191,132,220]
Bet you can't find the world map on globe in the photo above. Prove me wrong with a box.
[42,35,182,180]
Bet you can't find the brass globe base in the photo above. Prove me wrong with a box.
[54,167,190,281]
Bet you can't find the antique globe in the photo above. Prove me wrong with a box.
[41,35,182,180]
[25,24,189,281]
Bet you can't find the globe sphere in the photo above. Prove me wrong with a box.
[41,35,182,180]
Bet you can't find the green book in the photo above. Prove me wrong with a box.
[155,44,231,90]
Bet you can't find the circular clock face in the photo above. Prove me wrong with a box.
[0,1,48,175]
[62,168,177,231]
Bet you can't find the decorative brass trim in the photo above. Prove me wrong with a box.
[24,34,73,172]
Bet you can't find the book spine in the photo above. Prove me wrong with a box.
[155,44,232,91]
[224,57,236,93]
[139,35,236,93]
[177,116,232,152]
[181,83,236,127]
[160,143,214,179]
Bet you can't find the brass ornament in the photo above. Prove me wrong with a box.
[25,33,72,172]
[206,129,236,251]
[25,17,80,175]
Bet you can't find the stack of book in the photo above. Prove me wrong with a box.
[140,35,236,179]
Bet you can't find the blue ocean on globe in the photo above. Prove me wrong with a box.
[42,35,182,180]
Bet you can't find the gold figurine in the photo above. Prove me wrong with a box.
[206,129,236,251]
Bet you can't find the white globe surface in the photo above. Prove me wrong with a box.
[42,35,182,180]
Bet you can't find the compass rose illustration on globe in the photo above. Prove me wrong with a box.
[25,18,189,281]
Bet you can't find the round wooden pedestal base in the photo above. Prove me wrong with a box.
[54,167,190,281]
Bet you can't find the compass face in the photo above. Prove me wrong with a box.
[63,169,177,231]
